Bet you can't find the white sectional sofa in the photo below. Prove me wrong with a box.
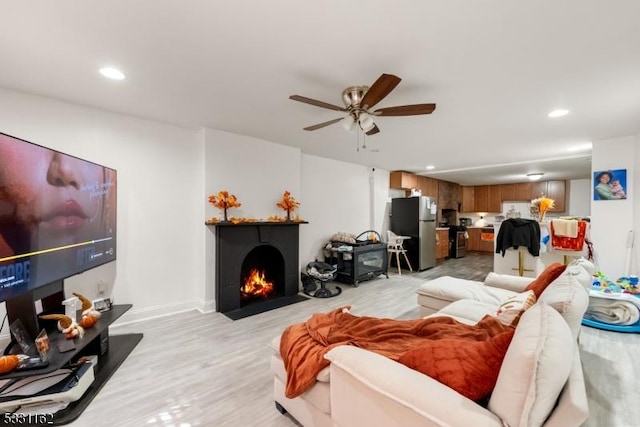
[270,260,592,427]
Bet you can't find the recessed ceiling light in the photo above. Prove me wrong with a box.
[425,165,435,170]
[527,173,544,181]
[99,67,126,80]
[567,142,592,152]
[548,109,569,118]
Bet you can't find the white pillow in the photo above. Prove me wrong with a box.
[539,271,589,339]
[565,261,592,290]
[495,290,537,327]
[488,303,574,427]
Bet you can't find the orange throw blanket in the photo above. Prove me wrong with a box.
[279,306,511,398]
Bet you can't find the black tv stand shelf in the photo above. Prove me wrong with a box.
[0,304,143,426]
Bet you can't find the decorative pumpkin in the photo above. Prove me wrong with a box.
[0,354,28,374]
[39,314,84,339]
[73,292,101,329]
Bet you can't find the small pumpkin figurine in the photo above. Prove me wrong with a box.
[0,354,29,374]
[73,292,101,329]
[39,314,84,340]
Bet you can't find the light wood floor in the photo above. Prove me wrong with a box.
[63,253,639,427]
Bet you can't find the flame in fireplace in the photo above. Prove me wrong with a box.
[241,268,275,300]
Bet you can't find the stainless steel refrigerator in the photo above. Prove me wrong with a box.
[390,196,437,270]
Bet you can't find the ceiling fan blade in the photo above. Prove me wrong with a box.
[303,117,344,131]
[366,124,380,136]
[289,95,347,112]
[360,74,401,109]
[373,103,436,116]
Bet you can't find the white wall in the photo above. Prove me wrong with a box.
[566,179,591,217]
[203,128,302,310]
[590,136,638,276]
[299,154,374,265]
[0,88,205,325]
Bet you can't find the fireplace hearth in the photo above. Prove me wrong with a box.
[213,222,308,320]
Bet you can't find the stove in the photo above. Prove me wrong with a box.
[449,225,468,258]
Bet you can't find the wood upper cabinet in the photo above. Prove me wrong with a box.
[488,185,502,213]
[543,180,566,212]
[531,181,547,200]
[500,184,516,202]
[474,185,489,212]
[514,182,533,201]
[460,186,475,213]
[390,171,417,189]
[418,176,439,198]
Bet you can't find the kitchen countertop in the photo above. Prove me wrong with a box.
[436,227,450,230]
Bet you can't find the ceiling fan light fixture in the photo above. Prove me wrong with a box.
[358,113,375,132]
[527,173,544,181]
[340,115,355,131]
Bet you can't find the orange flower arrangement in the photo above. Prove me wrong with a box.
[276,191,300,221]
[530,195,555,222]
[208,190,242,222]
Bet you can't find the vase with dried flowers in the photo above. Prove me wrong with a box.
[530,195,554,222]
[208,191,242,222]
[276,191,300,221]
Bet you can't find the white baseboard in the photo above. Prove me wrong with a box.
[111,299,208,327]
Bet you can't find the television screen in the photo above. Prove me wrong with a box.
[0,132,117,303]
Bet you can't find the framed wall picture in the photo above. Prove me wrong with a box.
[593,169,627,200]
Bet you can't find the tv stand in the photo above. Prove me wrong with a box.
[0,304,143,426]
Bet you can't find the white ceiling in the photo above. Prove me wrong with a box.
[1,1,639,185]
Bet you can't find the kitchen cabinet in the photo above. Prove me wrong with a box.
[460,186,475,212]
[436,229,449,259]
[474,185,489,212]
[500,184,516,202]
[467,228,480,251]
[514,182,532,201]
[529,180,566,212]
[467,227,494,253]
[478,228,495,253]
[418,175,439,198]
[531,181,547,199]
[390,171,417,189]
[543,180,566,212]
[488,185,502,213]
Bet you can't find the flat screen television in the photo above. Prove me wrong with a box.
[0,132,117,340]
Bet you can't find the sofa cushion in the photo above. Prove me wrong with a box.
[524,262,567,298]
[436,300,499,324]
[539,269,590,339]
[564,260,593,290]
[484,272,533,292]
[488,303,574,427]
[416,275,515,306]
[398,327,515,401]
[495,290,537,327]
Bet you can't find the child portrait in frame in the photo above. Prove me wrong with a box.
[593,169,627,200]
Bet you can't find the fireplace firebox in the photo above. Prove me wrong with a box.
[213,222,307,320]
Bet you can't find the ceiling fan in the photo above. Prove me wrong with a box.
[289,73,436,136]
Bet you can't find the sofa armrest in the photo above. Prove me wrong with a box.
[325,346,503,427]
[484,272,533,292]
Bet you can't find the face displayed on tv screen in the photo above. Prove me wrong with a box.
[0,132,117,302]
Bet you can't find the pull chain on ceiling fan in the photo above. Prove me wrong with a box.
[289,73,436,136]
